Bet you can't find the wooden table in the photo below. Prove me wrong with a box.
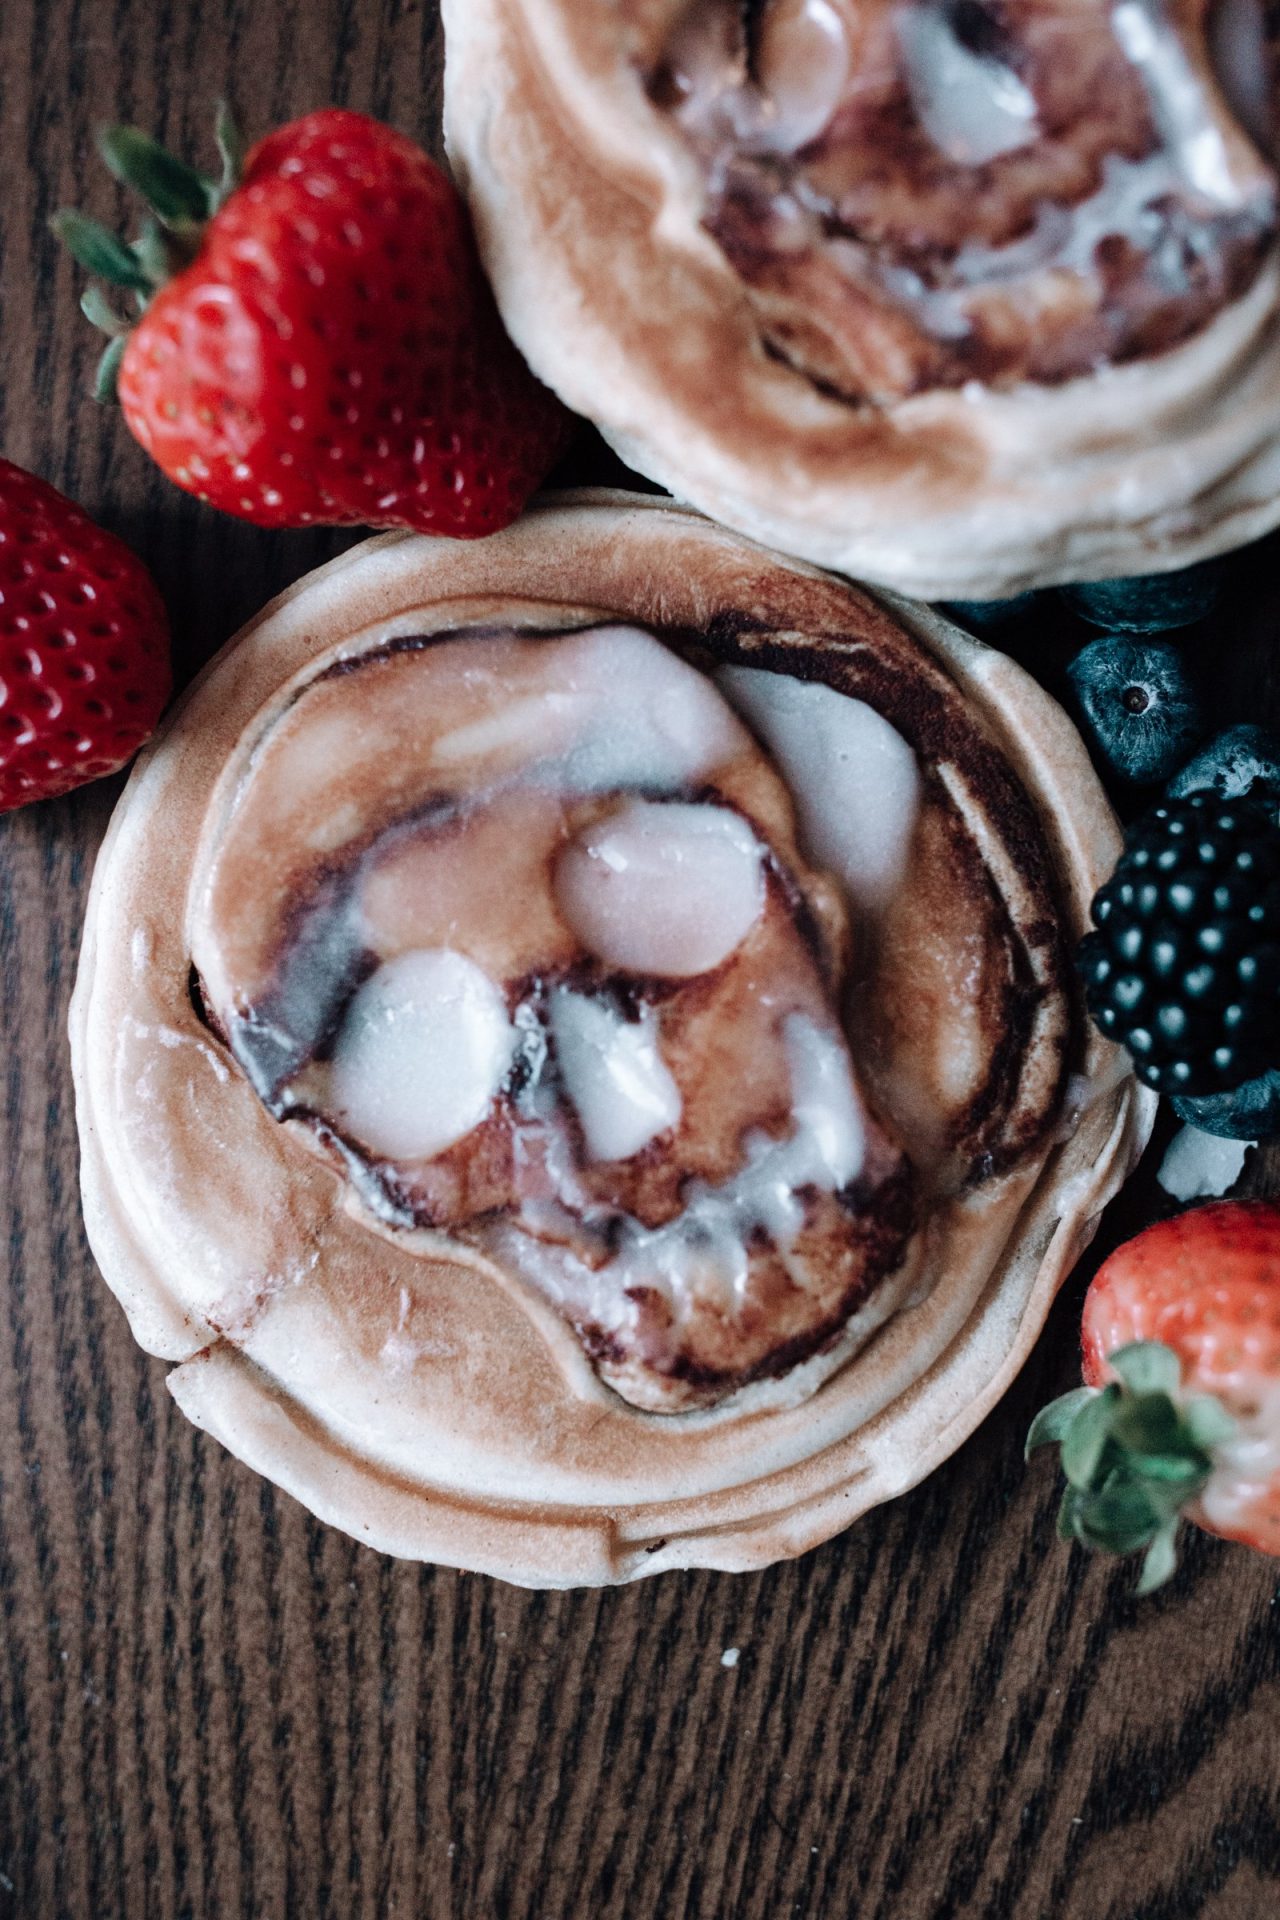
[2,5,1278,1916]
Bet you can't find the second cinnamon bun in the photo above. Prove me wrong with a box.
[444,0,1280,597]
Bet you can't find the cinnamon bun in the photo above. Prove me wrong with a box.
[71,495,1154,1584]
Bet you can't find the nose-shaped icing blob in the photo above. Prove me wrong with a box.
[555,800,767,978]
[328,949,517,1161]
[549,989,683,1161]
[718,666,920,914]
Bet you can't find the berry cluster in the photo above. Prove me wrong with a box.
[1079,792,1280,1099]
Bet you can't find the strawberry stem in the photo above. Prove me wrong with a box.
[55,107,249,409]
[1027,1341,1233,1592]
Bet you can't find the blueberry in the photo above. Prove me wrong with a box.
[941,591,1040,636]
[1062,556,1228,633]
[1066,636,1205,785]
[1167,725,1280,814]
[1171,1068,1280,1141]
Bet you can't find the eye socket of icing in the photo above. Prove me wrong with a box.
[327,949,517,1162]
[549,989,683,1163]
[717,666,920,914]
[554,799,767,979]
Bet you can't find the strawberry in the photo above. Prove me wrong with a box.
[1028,1201,1280,1590]
[55,109,571,536]
[0,458,171,812]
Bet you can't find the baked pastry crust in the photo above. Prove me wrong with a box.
[71,495,1154,1585]
[443,1,1280,598]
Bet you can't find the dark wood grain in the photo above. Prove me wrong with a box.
[1,6,1279,1917]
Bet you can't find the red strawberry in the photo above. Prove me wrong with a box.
[1028,1201,1280,1589]
[0,458,171,812]
[56,110,571,536]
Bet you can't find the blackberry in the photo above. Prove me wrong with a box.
[1079,791,1280,1097]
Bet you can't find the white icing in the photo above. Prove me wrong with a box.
[555,799,766,977]
[500,1013,865,1324]
[549,989,682,1161]
[756,0,855,152]
[328,949,516,1161]
[1113,0,1243,205]
[848,131,1255,353]
[431,626,748,798]
[1199,1381,1280,1535]
[432,690,588,767]
[777,1008,865,1188]
[547,626,750,797]
[717,665,921,912]
[897,2,1038,168]
[733,2,1272,359]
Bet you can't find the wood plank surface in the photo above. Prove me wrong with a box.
[1,5,1278,1917]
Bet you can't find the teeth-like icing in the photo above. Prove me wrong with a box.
[327,949,517,1161]
[554,799,766,977]
[717,666,921,913]
[548,988,682,1161]
[503,1011,866,1316]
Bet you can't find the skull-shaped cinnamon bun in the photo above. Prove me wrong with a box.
[72,497,1153,1583]
[443,0,1280,597]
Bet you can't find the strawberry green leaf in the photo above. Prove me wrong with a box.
[1136,1523,1180,1595]
[1026,1388,1096,1458]
[1108,1341,1182,1396]
[1061,1384,1120,1487]
[1110,1391,1186,1456]
[1073,1473,1165,1555]
[1184,1394,1237,1451]
[80,285,132,338]
[93,335,127,405]
[1122,1449,1210,1487]
[1057,1486,1081,1541]
[213,101,245,209]
[52,211,152,292]
[133,215,198,286]
[98,126,216,228]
